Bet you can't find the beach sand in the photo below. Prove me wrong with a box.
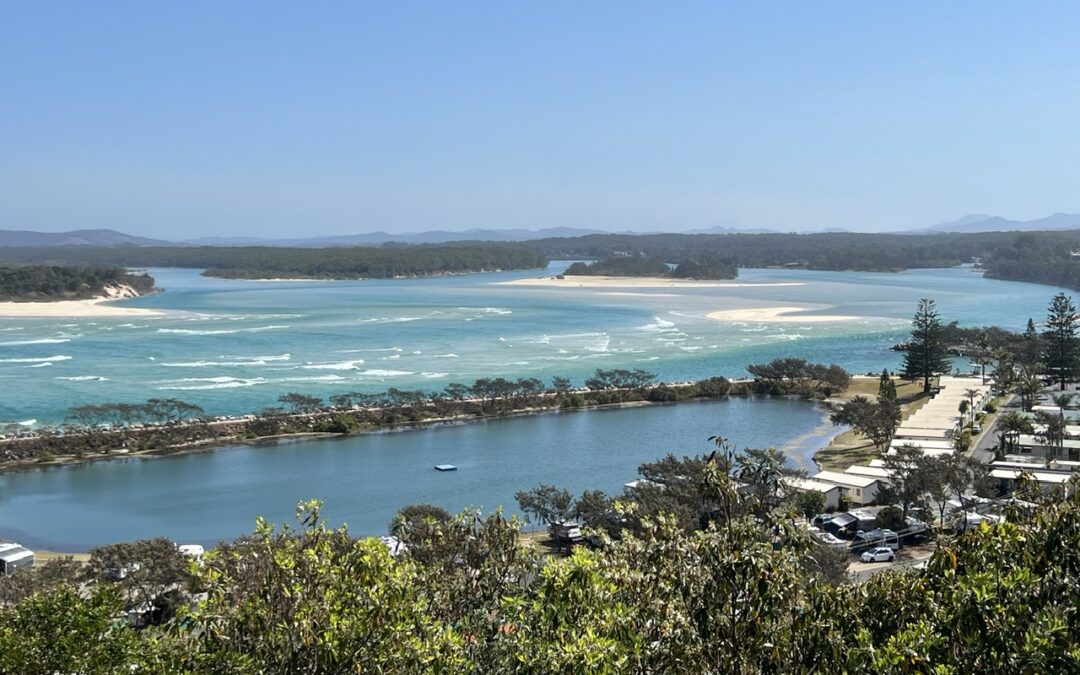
[498,275,806,289]
[706,306,858,323]
[0,297,161,318]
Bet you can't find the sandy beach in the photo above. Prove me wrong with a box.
[0,297,162,318]
[707,306,858,323]
[498,275,806,289]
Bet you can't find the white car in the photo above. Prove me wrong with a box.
[861,547,895,563]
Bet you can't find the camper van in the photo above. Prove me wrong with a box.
[852,528,899,552]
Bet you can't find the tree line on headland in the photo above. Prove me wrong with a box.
[0,265,155,302]
[0,245,550,280]
[3,229,1080,287]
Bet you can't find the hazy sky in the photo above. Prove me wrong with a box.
[3,2,1079,238]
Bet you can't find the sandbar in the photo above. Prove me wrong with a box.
[707,306,858,323]
[0,297,162,318]
[498,275,806,289]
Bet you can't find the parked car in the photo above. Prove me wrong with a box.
[861,547,895,563]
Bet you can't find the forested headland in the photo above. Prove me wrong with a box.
[563,256,737,279]
[525,230,1016,272]
[0,265,155,302]
[3,229,1080,287]
[981,230,1080,289]
[0,245,549,280]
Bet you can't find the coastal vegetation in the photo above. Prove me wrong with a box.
[563,256,737,280]
[525,230,1020,273]
[4,229,1080,288]
[0,265,154,302]
[2,451,1079,673]
[0,245,549,280]
[0,364,849,472]
[900,298,951,394]
[982,230,1080,289]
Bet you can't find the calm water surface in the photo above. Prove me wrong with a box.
[0,398,832,550]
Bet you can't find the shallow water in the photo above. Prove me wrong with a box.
[0,263,1063,424]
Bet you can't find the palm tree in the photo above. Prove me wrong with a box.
[1016,368,1044,412]
[964,387,981,427]
[1035,410,1068,464]
[1052,392,1075,411]
[995,411,1033,459]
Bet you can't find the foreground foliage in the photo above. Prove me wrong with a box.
[4,464,1080,673]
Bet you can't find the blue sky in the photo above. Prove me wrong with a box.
[2,2,1079,238]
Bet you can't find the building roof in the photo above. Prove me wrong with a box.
[0,543,33,563]
[783,477,841,494]
[989,468,1073,484]
[813,471,882,489]
[844,465,891,479]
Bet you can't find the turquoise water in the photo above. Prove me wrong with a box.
[0,264,1066,549]
[0,263,1064,425]
[0,398,833,550]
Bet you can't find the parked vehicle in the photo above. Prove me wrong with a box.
[548,520,584,546]
[852,528,899,552]
[861,547,895,563]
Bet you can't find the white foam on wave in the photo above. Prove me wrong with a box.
[276,375,347,383]
[0,337,71,346]
[27,362,53,368]
[0,355,72,363]
[301,359,366,371]
[337,347,403,354]
[456,307,512,315]
[420,372,449,379]
[156,325,290,336]
[356,317,421,324]
[158,376,268,391]
[636,317,681,334]
[56,375,110,381]
[358,369,415,378]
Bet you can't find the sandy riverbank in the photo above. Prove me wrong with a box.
[707,306,858,323]
[0,297,161,318]
[498,275,806,289]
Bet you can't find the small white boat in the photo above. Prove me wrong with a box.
[434,464,457,472]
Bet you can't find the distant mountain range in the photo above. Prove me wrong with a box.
[0,228,168,247]
[3,214,1080,248]
[917,212,1080,234]
[184,227,611,247]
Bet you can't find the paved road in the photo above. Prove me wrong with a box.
[970,394,1017,463]
[848,542,936,583]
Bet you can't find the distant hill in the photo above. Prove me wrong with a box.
[919,212,1080,233]
[186,227,611,247]
[683,225,778,235]
[0,229,167,247]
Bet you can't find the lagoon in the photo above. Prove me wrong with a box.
[0,397,833,550]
